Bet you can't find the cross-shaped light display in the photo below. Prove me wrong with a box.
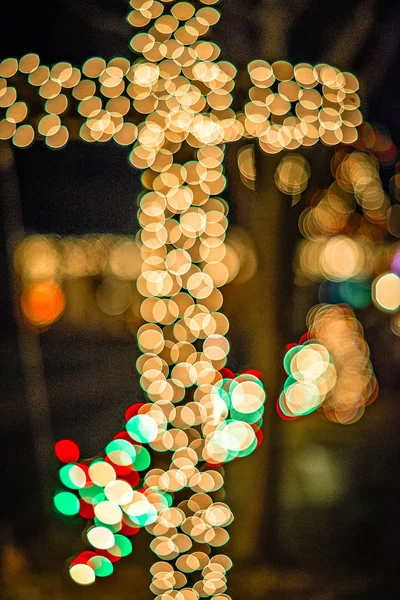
[1,0,374,594]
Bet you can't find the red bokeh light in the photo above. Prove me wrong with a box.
[54,439,80,463]
[125,403,145,421]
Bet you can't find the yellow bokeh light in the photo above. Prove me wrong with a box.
[373,272,400,312]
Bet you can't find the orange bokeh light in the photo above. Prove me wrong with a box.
[21,280,65,326]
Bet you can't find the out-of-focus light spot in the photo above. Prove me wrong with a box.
[6,101,27,124]
[88,555,114,578]
[275,153,310,198]
[372,272,400,312]
[94,501,123,525]
[391,248,400,277]
[127,414,159,443]
[55,439,80,463]
[237,145,256,190]
[389,173,400,203]
[54,491,80,516]
[280,305,377,424]
[21,281,65,326]
[69,563,96,585]
[387,205,400,238]
[391,311,400,337]
[279,342,336,418]
[96,277,133,316]
[60,464,87,490]
[87,526,115,550]
[15,235,60,281]
[319,279,371,309]
[46,125,69,149]
[319,236,364,281]
[19,53,40,74]
[12,124,34,148]
[88,461,116,487]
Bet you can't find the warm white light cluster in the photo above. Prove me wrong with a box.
[0,0,362,154]
[307,304,377,424]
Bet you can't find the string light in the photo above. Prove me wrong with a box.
[2,0,371,595]
[279,305,378,424]
[54,367,264,589]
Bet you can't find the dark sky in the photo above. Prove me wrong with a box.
[1,0,141,235]
[14,143,141,235]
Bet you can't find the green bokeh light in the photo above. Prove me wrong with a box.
[88,555,114,578]
[54,491,80,516]
[131,445,151,471]
[59,464,86,490]
[111,534,133,557]
[126,414,158,443]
